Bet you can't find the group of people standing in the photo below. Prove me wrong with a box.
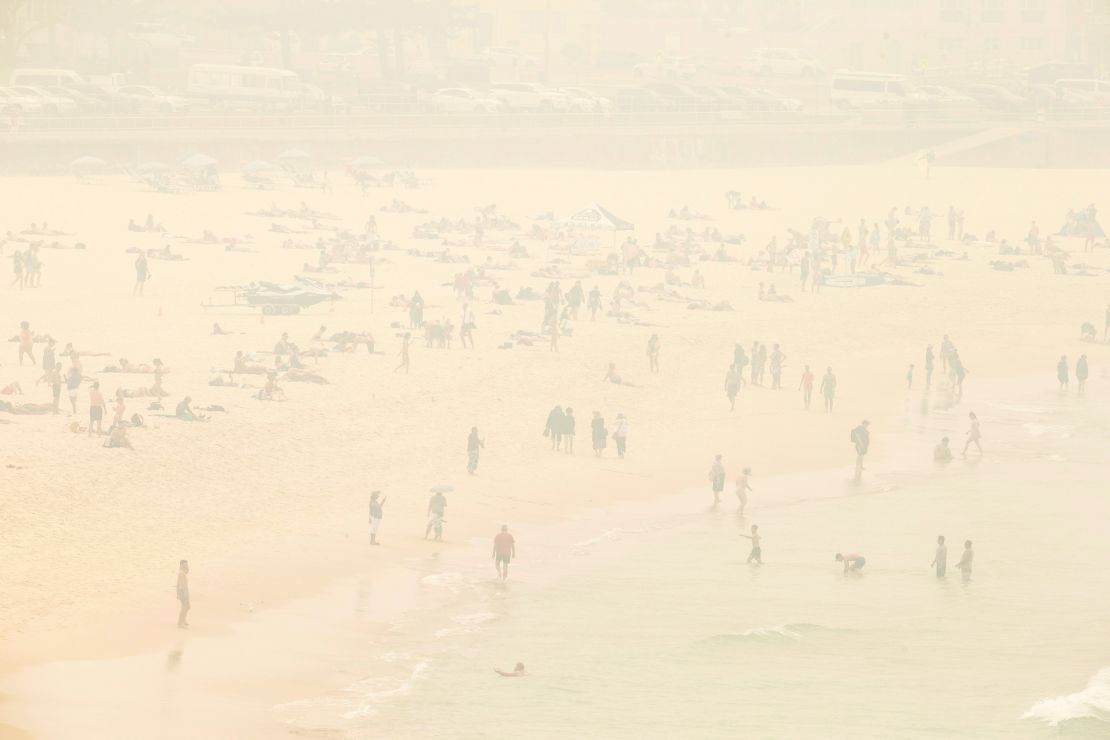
[544,405,630,459]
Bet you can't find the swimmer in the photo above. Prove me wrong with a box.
[494,662,525,678]
[835,552,866,573]
[739,524,762,564]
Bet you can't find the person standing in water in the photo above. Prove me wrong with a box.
[493,525,516,581]
[467,427,484,474]
[1057,355,1069,391]
[708,454,726,505]
[925,345,935,387]
[735,468,752,516]
[851,420,870,481]
[962,412,982,457]
[820,367,837,413]
[931,535,948,577]
[1076,354,1089,393]
[368,491,385,546]
[835,552,866,573]
[176,560,190,628]
[739,524,762,564]
[799,365,814,410]
[956,540,974,580]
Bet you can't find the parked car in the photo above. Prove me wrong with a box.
[42,86,109,113]
[633,57,697,80]
[1054,78,1110,106]
[914,85,976,105]
[115,84,190,113]
[488,82,567,112]
[641,81,719,111]
[743,48,821,77]
[419,87,504,113]
[558,87,613,115]
[0,87,43,113]
[609,86,676,113]
[964,84,1032,112]
[7,85,78,113]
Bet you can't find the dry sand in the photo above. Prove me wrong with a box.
[0,163,1106,736]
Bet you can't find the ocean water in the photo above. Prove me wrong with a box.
[279,383,1110,740]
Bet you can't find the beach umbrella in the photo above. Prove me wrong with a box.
[136,161,169,173]
[182,153,217,170]
[429,484,454,493]
[278,148,311,161]
[70,155,107,170]
[242,160,279,173]
[350,155,384,168]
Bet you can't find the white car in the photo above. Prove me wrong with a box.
[558,87,613,115]
[8,85,77,113]
[0,87,44,113]
[488,83,567,112]
[633,57,697,80]
[744,48,821,77]
[915,85,976,105]
[115,84,190,113]
[420,88,504,113]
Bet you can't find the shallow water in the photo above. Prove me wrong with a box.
[281,383,1110,740]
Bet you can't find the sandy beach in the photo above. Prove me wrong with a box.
[1,162,1108,738]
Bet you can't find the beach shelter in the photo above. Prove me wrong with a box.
[70,155,107,170]
[182,153,218,170]
[562,202,634,231]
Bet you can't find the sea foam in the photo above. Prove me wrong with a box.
[1022,667,1110,726]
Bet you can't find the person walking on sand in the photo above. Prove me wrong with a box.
[493,525,516,581]
[612,413,629,459]
[17,321,35,366]
[1057,355,1068,391]
[956,540,974,580]
[563,408,576,454]
[1076,354,1088,393]
[820,367,837,413]
[647,334,660,373]
[770,344,786,390]
[851,420,870,481]
[88,381,106,436]
[394,333,411,374]
[588,285,602,321]
[134,252,150,296]
[740,524,762,564]
[425,491,447,540]
[962,412,982,457]
[176,560,190,628]
[467,427,484,474]
[799,364,814,410]
[368,491,385,546]
[725,364,741,411]
[591,411,607,458]
[735,468,752,516]
[931,535,947,577]
[544,405,565,451]
[65,364,81,413]
[925,345,935,387]
[708,454,726,505]
[906,364,914,390]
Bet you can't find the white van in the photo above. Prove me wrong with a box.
[186,64,301,108]
[9,68,85,88]
[830,71,915,107]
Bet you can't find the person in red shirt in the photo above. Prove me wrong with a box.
[492,525,516,581]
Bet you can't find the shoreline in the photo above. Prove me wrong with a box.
[0,369,1060,738]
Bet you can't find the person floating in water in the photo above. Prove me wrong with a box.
[835,552,866,573]
[931,535,947,577]
[962,412,982,457]
[739,524,762,564]
[495,662,525,678]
